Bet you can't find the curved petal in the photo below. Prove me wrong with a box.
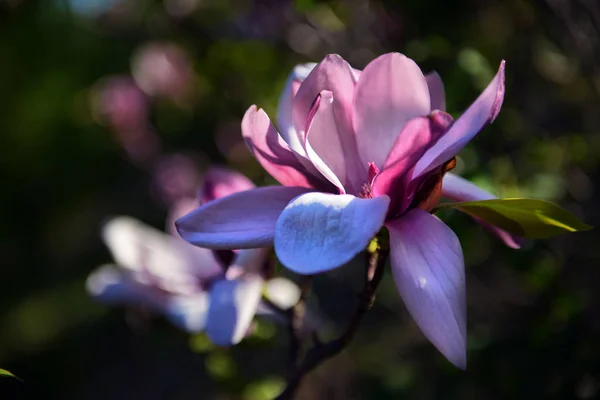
[242,106,327,190]
[353,53,431,168]
[102,217,222,294]
[387,209,466,368]
[276,62,317,145]
[176,186,313,249]
[442,173,524,249]
[372,112,453,214]
[164,293,210,333]
[292,54,357,135]
[200,167,255,204]
[304,91,347,193]
[413,61,506,179]
[205,274,263,346]
[425,71,446,111]
[275,192,389,274]
[293,55,365,190]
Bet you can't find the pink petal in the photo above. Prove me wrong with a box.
[242,106,328,190]
[372,112,454,215]
[200,167,255,203]
[292,55,365,189]
[442,173,524,249]
[176,186,313,249]
[275,64,323,175]
[413,61,506,179]
[205,274,264,345]
[387,209,466,368]
[274,192,390,274]
[292,54,357,136]
[303,91,347,193]
[353,53,431,168]
[425,71,446,111]
[276,62,317,144]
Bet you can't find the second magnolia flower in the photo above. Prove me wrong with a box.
[177,53,514,367]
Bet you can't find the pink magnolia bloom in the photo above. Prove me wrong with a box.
[177,53,513,366]
[87,168,299,346]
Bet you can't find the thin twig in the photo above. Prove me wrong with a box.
[275,245,389,400]
[286,276,312,376]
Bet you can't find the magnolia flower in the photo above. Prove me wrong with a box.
[87,168,300,346]
[177,53,511,366]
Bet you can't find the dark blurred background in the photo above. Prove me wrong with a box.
[1,0,600,399]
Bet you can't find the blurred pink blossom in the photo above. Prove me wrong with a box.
[152,154,202,206]
[131,42,195,104]
[92,75,160,165]
[88,167,300,345]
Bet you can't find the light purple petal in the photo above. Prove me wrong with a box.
[86,265,166,310]
[242,106,328,190]
[372,112,453,214]
[164,293,209,333]
[353,53,431,168]
[413,61,506,179]
[442,173,524,249]
[387,209,466,368]
[276,62,317,144]
[275,192,389,274]
[102,216,222,294]
[225,248,270,279]
[205,274,263,346]
[425,71,446,111]
[200,167,255,204]
[176,186,313,249]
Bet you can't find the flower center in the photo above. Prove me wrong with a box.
[358,162,379,199]
[359,183,373,199]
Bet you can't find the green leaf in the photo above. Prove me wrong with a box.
[446,198,592,238]
[0,368,22,381]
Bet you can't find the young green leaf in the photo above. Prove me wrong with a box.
[446,198,592,238]
[0,368,22,382]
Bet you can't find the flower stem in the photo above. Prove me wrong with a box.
[275,245,390,399]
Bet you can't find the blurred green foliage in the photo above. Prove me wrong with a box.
[0,0,599,399]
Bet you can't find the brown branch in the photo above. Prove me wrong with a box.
[275,246,390,400]
[286,276,312,376]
